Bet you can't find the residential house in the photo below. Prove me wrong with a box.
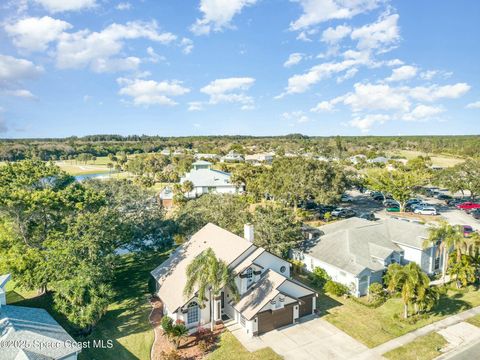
[194,153,219,161]
[151,223,317,337]
[367,156,389,164]
[0,274,81,360]
[245,153,274,165]
[159,186,174,208]
[180,161,242,198]
[291,218,443,297]
[160,149,171,156]
[220,151,244,163]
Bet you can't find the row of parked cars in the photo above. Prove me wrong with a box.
[423,187,480,220]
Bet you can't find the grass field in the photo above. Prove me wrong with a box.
[6,252,168,360]
[466,313,480,327]
[208,331,282,360]
[383,332,447,360]
[297,274,480,348]
[388,150,465,168]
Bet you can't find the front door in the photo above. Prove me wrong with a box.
[221,291,225,309]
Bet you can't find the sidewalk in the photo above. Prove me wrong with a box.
[352,305,480,359]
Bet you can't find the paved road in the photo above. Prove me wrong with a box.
[440,339,480,359]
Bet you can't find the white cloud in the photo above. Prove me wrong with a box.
[420,70,437,81]
[310,100,336,112]
[180,38,194,54]
[289,0,381,31]
[279,56,368,96]
[0,54,43,83]
[283,53,304,68]
[350,13,400,52]
[116,2,131,10]
[402,104,444,121]
[55,21,176,72]
[146,47,165,63]
[5,16,72,53]
[188,101,204,111]
[407,83,470,102]
[466,101,480,109]
[33,0,96,13]
[349,114,390,132]
[343,82,410,112]
[200,77,255,107]
[2,89,36,99]
[117,77,190,106]
[190,0,257,35]
[321,24,351,44]
[385,65,418,82]
[282,110,309,124]
[337,67,358,83]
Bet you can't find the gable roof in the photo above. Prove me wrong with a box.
[151,223,254,312]
[234,269,315,320]
[180,167,234,188]
[304,218,428,276]
[0,305,80,360]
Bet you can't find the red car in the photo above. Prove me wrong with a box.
[456,202,480,210]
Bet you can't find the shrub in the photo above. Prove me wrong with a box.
[161,316,174,336]
[368,283,386,304]
[324,280,349,296]
[310,267,331,290]
[290,259,305,275]
[198,339,210,354]
[160,350,181,360]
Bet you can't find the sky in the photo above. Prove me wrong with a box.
[0,0,479,138]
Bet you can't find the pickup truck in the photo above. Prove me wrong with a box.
[456,202,480,211]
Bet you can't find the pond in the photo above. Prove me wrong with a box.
[74,172,113,181]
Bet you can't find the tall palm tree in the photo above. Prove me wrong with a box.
[386,262,431,318]
[423,221,466,283]
[184,248,239,331]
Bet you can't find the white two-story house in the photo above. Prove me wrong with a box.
[151,223,317,336]
[292,218,443,297]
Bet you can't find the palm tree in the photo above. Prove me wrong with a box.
[423,221,466,283]
[448,254,476,288]
[386,262,431,318]
[184,248,239,331]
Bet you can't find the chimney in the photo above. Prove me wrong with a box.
[244,223,254,243]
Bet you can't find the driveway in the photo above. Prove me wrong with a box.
[225,315,381,360]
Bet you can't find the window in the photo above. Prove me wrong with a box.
[187,302,199,324]
[246,268,253,281]
[434,256,440,270]
[280,266,286,273]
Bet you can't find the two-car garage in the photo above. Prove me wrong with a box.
[256,295,315,335]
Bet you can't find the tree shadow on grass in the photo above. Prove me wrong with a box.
[430,294,470,317]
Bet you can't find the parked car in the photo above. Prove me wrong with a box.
[299,200,318,210]
[340,194,353,202]
[471,209,480,220]
[383,199,400,207]
[446,198,463,207]
[414,206,438,215]
[459,225,474,237]
[386,204,400,212]
[436,194,453,201]
[371,192,384,201]
[358,212,376,221]
[411,202,429,211]
[456,202,480,211]
[331,208,356,218]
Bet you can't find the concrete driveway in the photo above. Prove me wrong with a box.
[226,315,381,360]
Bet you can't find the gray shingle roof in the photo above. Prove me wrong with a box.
[304,218,428,275]
[180,168,233,188]
[0,305,80,360]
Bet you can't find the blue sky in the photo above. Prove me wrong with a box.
[0,0,479,138]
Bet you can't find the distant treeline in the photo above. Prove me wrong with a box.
[0,134,479,161]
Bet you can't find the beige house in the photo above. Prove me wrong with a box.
[151,223,317,337]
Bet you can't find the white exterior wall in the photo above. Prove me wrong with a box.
[170,298,212,330]
[254,252,291,277]
[397,244,437,274]
[0,288,6,306]
[302,253,359,294]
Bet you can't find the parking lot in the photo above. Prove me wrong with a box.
[341,190,480,230]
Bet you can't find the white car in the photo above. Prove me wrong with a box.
[331,207,344,216]
[414,206,438,215]
[341,194,353,202]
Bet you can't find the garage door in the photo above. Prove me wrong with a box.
[257,303,294,335]
[299,295,313,317]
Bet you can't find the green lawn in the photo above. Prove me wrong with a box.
[7,252,168,360]
[208,331,282,360]
[295,274,480,348]
[383,332,447,360]
[466,313,480,327]
[388,150,465,168]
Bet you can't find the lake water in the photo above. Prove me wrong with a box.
[74,172,112,181]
